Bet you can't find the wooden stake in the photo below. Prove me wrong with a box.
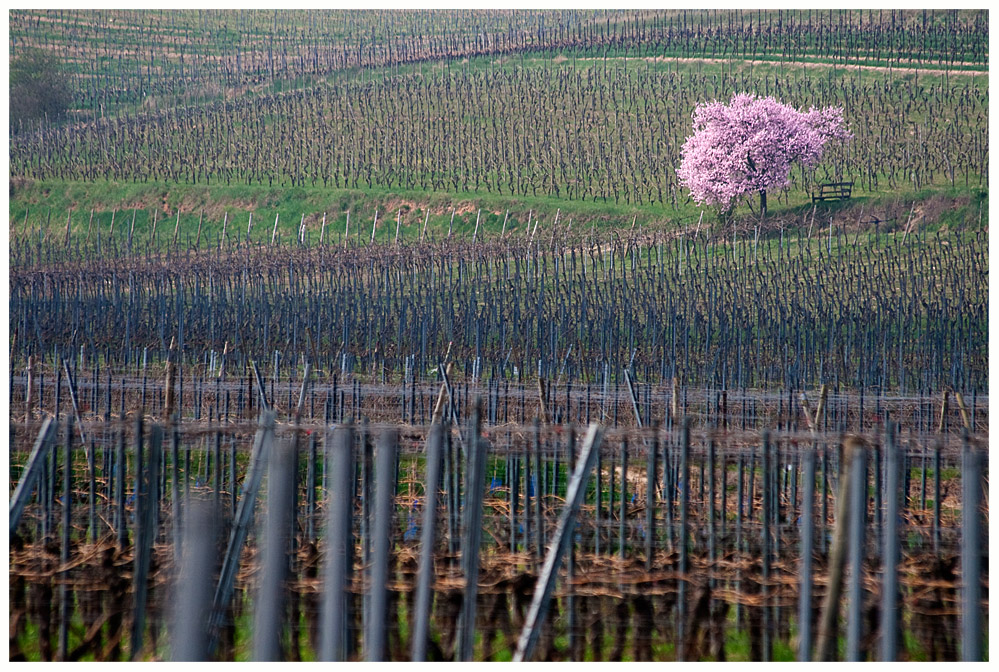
[800,384,828,434]
[218,341,229,382]
[954,390,972,431]
[537,377,550,425]
[195,209,204,247]
[814,435,863,661]
[814,384,829,429]
[24,355,34,423]
[430,362,454,425]
[900,203,916,245]
[548,209,560,250]
[670,376,679,421]
[420,210,429,243]
[128,208,137,245]
[937,389,950,434]
[219,212,228,250]
[164,337,176,420]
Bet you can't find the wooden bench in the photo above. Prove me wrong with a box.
[811,181,854,203]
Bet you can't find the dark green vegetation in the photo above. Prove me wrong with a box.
[8,48,73,131]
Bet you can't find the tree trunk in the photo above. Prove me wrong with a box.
[759,190,768,217]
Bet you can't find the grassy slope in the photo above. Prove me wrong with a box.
[8,176,986,249]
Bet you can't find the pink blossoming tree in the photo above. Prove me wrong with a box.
[677,93,851,216]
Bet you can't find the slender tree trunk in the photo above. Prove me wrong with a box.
[759,190,768,217]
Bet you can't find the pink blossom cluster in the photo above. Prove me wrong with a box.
[677,93,851,210]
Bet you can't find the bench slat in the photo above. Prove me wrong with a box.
[812,181,853,202]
